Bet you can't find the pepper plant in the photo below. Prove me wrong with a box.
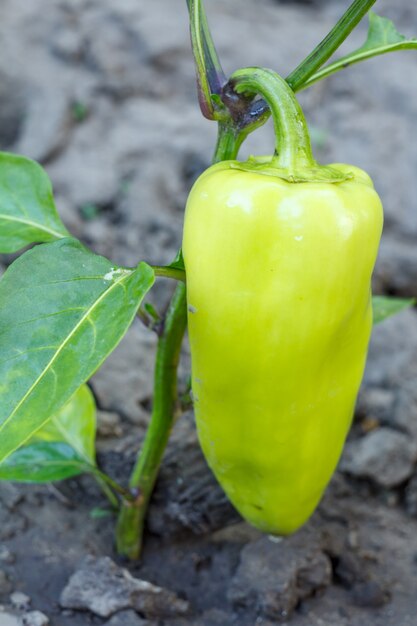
[0,0,415,560]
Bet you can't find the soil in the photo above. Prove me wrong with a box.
[0,0,417,625]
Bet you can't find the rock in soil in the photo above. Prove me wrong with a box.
[362,310,417,439]
[340,427,417,488]
[0,612,20,626]
[21,611,50,626]
[60,555,190,618]
[169,609,231,626]
[97,409,124,438]
[103,610,155,626]
[356,387,395,425]
[228,528,332,621]
[10,591,31,610]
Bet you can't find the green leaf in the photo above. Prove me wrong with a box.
[187,0,226,120]
[32,384,96,462]
[0,238,154,464]
[373,295,415,325]
[144,302,161,323]
[90,507,113,519]
[169,248,185,272]
[0,442,91,482]
[0,152,69,253]
[0,385,96,482]
[361,11,410,49]
[303,12,417,90]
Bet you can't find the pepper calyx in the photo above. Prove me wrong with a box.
[229,156,354,184]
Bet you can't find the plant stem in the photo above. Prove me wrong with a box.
[116,284,187,558]
[115,123,241,559]
[187,0,227,119]
[298,38,417,92]
[230,68,315,171]
[152,266,186,282]
[286,0,377,91]
[214,122,245,163]
[93,467,136,503]
[94,475,120,510]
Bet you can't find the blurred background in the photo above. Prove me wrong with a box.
[0,1,416,625]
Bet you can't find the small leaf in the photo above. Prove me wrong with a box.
[144,302,161,322]
[361,11,409,49]
[0,442,90,482]
[32,384,96,462]
[0,152,69,253]
[187,0,226,120]
[169,248,185,272]
[90,507,113,519]
[303,13,417,90]
[0,385,96,482]
[373,295,415,325]
[0,238,154,464]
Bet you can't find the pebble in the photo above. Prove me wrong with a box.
[103,610,153,625]
[60,555,190,619]
[10,592,30,611]
[228,528,332,621]
[97,410,123,438]
[340,428,417,488]
[20,611,50,626]
[0,611,20,626]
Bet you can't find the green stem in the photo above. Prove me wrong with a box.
[214,122,245,162]
[93,467,136,503]
[152,266,186,282]
[286,0,378,91]
[116,284,187,558]
[230,68,315,172]
[299,39,417,92]
[94,475,120,510]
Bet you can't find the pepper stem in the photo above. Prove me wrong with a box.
[228,67,351,184]
[230,67,316,172]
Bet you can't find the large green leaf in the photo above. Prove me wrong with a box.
[0,152,69,253]
[373,295,415,325]
[303,12,417,90]
[0,238,154,464]
[0,385,96,482]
